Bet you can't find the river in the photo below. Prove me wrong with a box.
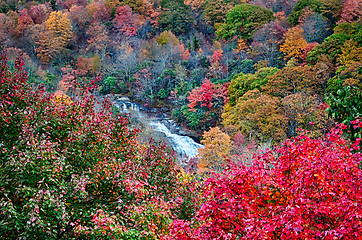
[113,98,203,161]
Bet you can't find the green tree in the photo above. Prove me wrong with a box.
[216,3,274,41]
[287,0,342,27]
[222,89,287,142]
[159,0,195,35]
[202,0,236,25]
[307,22,362,64]
[227,67,278,106]
[100,76,118,94]
[326,62,362,140]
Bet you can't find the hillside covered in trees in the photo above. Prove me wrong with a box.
[1,0,362,238]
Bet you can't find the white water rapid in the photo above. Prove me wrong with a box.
[149,121,203,158]
[114,99,203,159]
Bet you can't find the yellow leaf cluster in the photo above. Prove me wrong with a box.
[235,38,247,53]
[338,39,362,66]
[36,11,73,63]
[184,0,205,11]
[280,26,307,59]
[155,31,180,46]
[45,11,72,47]
[52,90,73,105]
[198,127,231,173]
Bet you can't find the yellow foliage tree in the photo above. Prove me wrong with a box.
[222,89,287,142]
[36,11,73,63]
[338,39,362,66]
[155,31,180,46]
[45,11,72,45]
[280,26,307,60]
[235,38,247,53]
[197,127,231,173]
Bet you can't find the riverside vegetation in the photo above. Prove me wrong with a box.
[0,0,362,238]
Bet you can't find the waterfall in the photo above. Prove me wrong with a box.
[149,121,203,158]
[114,99,203,159]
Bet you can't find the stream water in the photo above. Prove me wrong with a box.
[114,99,203,160]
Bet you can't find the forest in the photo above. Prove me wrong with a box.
[0,0,362,238]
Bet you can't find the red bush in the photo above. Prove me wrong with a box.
[169,125,362,239]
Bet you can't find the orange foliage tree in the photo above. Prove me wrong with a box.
[36,11,73,63]
[280,26,307,60]
[197,127,231,173]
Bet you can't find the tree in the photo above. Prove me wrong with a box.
[307,22,362,64]
[264,65,325,98]
[113,44,138,84]
[216,3,275,41]
[75,56,98,76]
[0,52,187,239]
[15,9,34,36]
[158,0,195,35]
[178,78,228,132]
[337,39,362,66]
[117,0,154,16]
[45,11,73,47]
[281,93,330,138]
[300,42,319,63]
[287,0,342,27]
[202,0,233,25]
[68,5,91,46]
[28,4,49,24]
[229,132,259,166]
[250,19,289,66]
[187,78,228,111]
[170,124,362,239]
[280,26,308,60]
[56,0,88,9]
[222,89,287,141]
[184,0,205,11]
[207,49,226,79]
[300,12,329,43]
[155,30,180,46]
[234,38,247,53]
[339,0,362,23]
[197,127,231,173]
[0,13,16,46]
[326,51,362,139]
[133,67,155,100]
[248,0,298,15]
[227,67,278,106]
[86,1,110,23]
[112,5,137,40]
[35,11,73,63]
[86,23,109,61]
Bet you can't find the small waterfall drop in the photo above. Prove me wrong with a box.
[149,121,203,158]
[114,99,203,159]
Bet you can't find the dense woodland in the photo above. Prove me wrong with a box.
[1,0,362,238]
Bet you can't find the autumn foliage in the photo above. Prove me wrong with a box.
[280,26,308,60]
[0,53,196,239]
[1,0,362,238]
[187,78,228,111]
[170,124,362,239]
[36,11,73,63]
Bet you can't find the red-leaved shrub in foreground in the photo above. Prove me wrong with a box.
[0,52,199,239]
[169,126,362,239]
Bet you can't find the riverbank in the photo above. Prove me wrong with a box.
[96,94,204,161]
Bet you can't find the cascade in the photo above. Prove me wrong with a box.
[114,99,203,159]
